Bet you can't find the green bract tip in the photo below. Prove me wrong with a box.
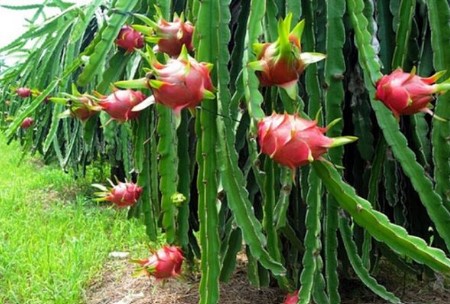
[115,78,148,90]
[330,136,358,148]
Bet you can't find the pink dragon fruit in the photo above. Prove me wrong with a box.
[16,87,32,98]
[133,10,194,57]
[99,89,146,122]
[249,14,325,99]
[116,46,214,114]
[283,290,299,304]
[93,180,142,208]
[258,113,356,169]
[115,25,145,53]
[20,117,34,129]
[132,245,184,280]
[375,68,450,118]
[148,46,214,113]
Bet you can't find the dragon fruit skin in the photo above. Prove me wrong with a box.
[154,16,194,57]
[375,68,450,118]
[249,14,325,99]
[16,87,32,98]
[258,113,356,169]
[93,180,143,208]
[99,89,146,122]
[255,42,303,88]
[147,46,214,113]
[105,182,142,208]
[132,10,194,57]
[283,290,299,304]
[133,245,184,280]
[20,117,34,129]
[115,25,145,53]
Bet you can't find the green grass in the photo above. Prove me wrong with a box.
[0,135,151,304]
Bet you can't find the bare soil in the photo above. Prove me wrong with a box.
[85,256,449,304]
[84,258,284,304]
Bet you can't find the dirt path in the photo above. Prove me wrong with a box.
[85,258,283,304]
[85,256,449,304]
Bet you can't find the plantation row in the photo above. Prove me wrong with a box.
[1,0,450,303]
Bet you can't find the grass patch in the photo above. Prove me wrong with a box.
[0,136,152,304]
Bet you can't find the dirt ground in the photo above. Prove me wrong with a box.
[85,255,449,304]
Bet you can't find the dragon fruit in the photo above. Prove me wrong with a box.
[148,46,214,113]
[283,290,299,304]
[16,87,32,98]
[132,245,184,280]
[258,113,356,169]
[133,10,194,57]
[99,89,146,122]
[93,180,142,208]
[20,117,34,129]
[69,96,102,121]
[115,25,145,53]
[249,14,325,99]
[375,68,450,118]
[115,46,214,114]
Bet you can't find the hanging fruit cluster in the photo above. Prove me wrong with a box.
[4,1,450,303]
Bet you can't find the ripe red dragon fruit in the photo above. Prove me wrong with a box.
[93,180,142,208]
[375,68,450,118]
[283,290,299,304]
[20,117,34,129]
[258,113,356,169]
[115,25,144,53]
[148,47,214,113]
[16,87,32,98]
[249,14,325,99]
[133,10,194,57]
[116,46,214,114]
[132,245,184,280]
[99,89,146,122]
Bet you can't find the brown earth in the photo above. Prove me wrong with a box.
[84,257,284,304]
[85,256,449,304]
